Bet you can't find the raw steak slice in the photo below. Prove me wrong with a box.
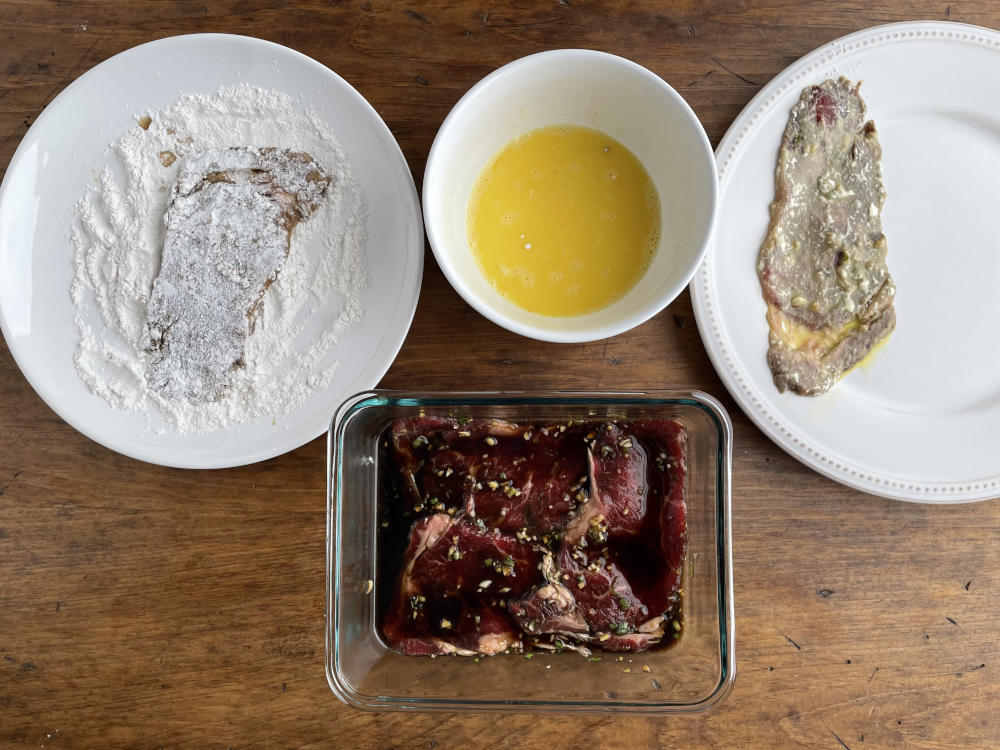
[626,419,687,616]
[757,77,895,395]
[563,423,648,545]
[390,416,461,504]
[381,514,543,656]
[553,546,648,634]
[511,549,664,652]
[389,418,588,535]
[145,147,331,401]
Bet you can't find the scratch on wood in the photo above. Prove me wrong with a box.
[868,666,879,682]
[404,9,429,23]
[964,580,971,591]
[414,76,429,85]
[777,628,801,650]
[946,616,957,626]
[831,731,851,750]
[957,663,986,676]
[710,56,756,86]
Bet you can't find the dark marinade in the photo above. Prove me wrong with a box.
[377,417,687,657]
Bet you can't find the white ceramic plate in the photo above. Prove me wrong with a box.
[691,21,1000,502]
[0,34,423,469]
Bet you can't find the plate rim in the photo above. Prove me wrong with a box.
[0,32,424,470]
[690,20,1000,503]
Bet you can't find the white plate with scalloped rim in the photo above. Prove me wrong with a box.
[0,34,423,469]
[691,21,1000,502]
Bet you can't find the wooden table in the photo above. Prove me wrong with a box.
[2,2,998,747]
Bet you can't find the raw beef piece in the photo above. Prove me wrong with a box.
[511,548,666,652]
[462,424,588,535]
[381,514,543,656]
[563,423,648,545]
[390,416,460,504]
[390,418,588,535]
[554,546,649,634]
[757,77,895,395]
[508,553,590,637]
[626,419,687,616]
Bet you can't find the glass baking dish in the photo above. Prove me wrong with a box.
[326,390,734,713]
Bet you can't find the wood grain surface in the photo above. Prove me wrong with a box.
[2,1,999,748]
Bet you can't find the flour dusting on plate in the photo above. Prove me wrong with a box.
[70,84,369,434]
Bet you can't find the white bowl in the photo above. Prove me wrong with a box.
[423,49,718,343]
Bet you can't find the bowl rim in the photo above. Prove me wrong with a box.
[422,48,719,344]
[325,388,736,713]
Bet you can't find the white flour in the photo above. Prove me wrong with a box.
[70,84,368,433]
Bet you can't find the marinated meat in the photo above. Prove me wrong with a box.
[381,417,688,657]
[757,77,895,395]
[390,417,588,535]
[564,423,648,545]
[628,419,687,614]
[145,147,331,401]
[381,514,543,656]
[508,553,590,637]
[554,546,649,634]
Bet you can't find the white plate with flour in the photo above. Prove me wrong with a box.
[0,34,423,468]
[691,21,1000,502]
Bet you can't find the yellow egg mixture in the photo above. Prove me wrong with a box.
[468,125,660,317]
